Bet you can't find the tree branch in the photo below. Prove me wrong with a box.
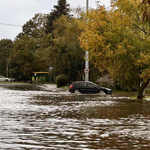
[133,9,141,22]
[133,23,147,34]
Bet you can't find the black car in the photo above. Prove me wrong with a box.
[69,81,112,95]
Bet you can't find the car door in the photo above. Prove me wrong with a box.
[0,76,4,82]
[78,82,88,93]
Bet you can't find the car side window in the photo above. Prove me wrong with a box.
[87,83,95,88]
[79,82,86,87]
[75,83,79,87]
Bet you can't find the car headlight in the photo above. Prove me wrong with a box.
[105,88,111,91]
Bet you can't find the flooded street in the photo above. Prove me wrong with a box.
[1,84,150,149]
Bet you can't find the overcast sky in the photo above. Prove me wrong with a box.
[0,0,110,41]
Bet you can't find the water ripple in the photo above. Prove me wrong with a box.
[0,85,150,149]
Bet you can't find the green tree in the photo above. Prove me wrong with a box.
[48,15,84,81]
[10,35,43,81]
[10,7,84,82]
[11,14,51,81]
[16,13,47,39]
[0,39,13,77]
[45,0,71,34]
[35,34,54,71]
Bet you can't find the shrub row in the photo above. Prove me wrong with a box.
[56,74,68,88]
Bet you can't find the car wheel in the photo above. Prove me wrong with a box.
[99,90,106,95]
[74,89,80,94]
[5,79,8,82]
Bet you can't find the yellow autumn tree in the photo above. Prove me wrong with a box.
[78,0,150,99]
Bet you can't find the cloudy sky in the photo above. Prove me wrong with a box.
[0,0,110,41]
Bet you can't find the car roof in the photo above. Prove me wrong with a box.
[75,81,93,83]
[74,81,97,84]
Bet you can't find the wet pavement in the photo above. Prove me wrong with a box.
[0,83,150,149]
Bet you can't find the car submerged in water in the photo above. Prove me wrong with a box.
[0,76,12,82]
[69,81,112,95]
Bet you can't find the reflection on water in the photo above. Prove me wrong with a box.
[0,84,150,149]
[0,83,44,91]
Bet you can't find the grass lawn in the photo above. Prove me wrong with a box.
[113,89,150,100]
[113,90,137,97]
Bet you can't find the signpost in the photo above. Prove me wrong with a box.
[85,0,89,81]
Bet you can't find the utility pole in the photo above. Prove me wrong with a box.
[6,52,8,78]
[85,0,89,81]
[6,58,8,78]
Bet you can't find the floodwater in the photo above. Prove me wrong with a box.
[0,83,150,149]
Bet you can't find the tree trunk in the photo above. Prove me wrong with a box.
[137,80,149,99]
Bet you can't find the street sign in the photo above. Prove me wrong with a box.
[84,68,89,74]
[49,67,53,71]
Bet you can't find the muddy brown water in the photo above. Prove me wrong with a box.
[0,83,150,149]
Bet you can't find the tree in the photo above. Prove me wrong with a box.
[34,34,54,71]
[10,35,43,81]
[16,13,47,39]
[78,1,150,99]
[45,0,71,34]
[49,15,84,81]
[11,14,52,81]
[0,39,13,77]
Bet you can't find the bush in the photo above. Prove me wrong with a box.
[37,76,46,84]
[56,74,69,88]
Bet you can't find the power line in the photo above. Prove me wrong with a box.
[0,22,22,27]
